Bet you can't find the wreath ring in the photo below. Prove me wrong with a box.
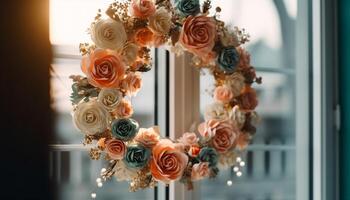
[69,0,262,195]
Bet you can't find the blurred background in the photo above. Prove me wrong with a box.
[49,0,297,199]
[2,0,349,199]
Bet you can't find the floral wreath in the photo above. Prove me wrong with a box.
[70,0,262,197]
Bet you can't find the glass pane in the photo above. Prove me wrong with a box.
[204,0,297,69]
[50,0,155,199]
[199,0,297,199]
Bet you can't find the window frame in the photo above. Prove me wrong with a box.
[49,0,341,199]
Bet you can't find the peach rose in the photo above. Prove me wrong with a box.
[179,16,217,58]
[191,162,210,181]
[134,126,160,148]
[177,132,199,146]
[105,138,126,159]
[198,119,238,153]
[239,85,258,111]
[214,85,234,103]
[211,120,237,153]
[134,27,154,47]
[150,139,189,183]
[120,72,142,96]
[113,99,134,118]
[131,0,156,19]
[81,49,126,88]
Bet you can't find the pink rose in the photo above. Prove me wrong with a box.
[191,162,210,181]
[134,126,160,148]
[214,85,234,103]
[105,138,126,159]
[198,119,238,153]
[150,139,189,183]
[121,72,142,96]
[177,132,199,146]
[131,0,156,19]
[197,119,221,139]
[113,99,133,118]
[179,16,217,58]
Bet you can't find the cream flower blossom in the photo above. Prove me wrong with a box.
[191,162,210,181]
[114,160,138,181]
[73,101,111,135]
[91,18,127,50]
[149,7,172,35]
[217,151,236,170]
[134,126,160,148]
[204,102,229,121]
[177,132,199,146]
[229,105,246,129]
[224,72,245,97]
[98,88,123,111]
[122,43,139,66]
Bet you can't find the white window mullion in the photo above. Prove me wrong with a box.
[169,52,200,200]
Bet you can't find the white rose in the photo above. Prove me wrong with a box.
[224,72,245,97]
[204,102,229,121]
[229,105,246,129]
[148,7,172,35]
[73,100,111,135]
[122,43,139,66]
[91,18,127,50]
[98,88,123,111]
[114,161,138,181]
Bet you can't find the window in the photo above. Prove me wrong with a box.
[49,0,159,199]
[199,0,298,199]
[49,0,316,200]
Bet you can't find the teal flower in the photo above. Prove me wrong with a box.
[198,147,218,167]
[176,0,200,17]
[111,118,139,141]
[217,46,240,74]
[123,144,151,169]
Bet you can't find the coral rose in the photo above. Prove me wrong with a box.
[134,27,154,47]
[150,139,189,183]
[214,85,234,103]
[191,162,210,181]
[120,72,142,96]
[134,126,160,148]
[105,138,126,159]
[81,49,126,88]
[131,0,156,19]
[113,99,134,118]
[239,85,258,111]
[179,16,217,58]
